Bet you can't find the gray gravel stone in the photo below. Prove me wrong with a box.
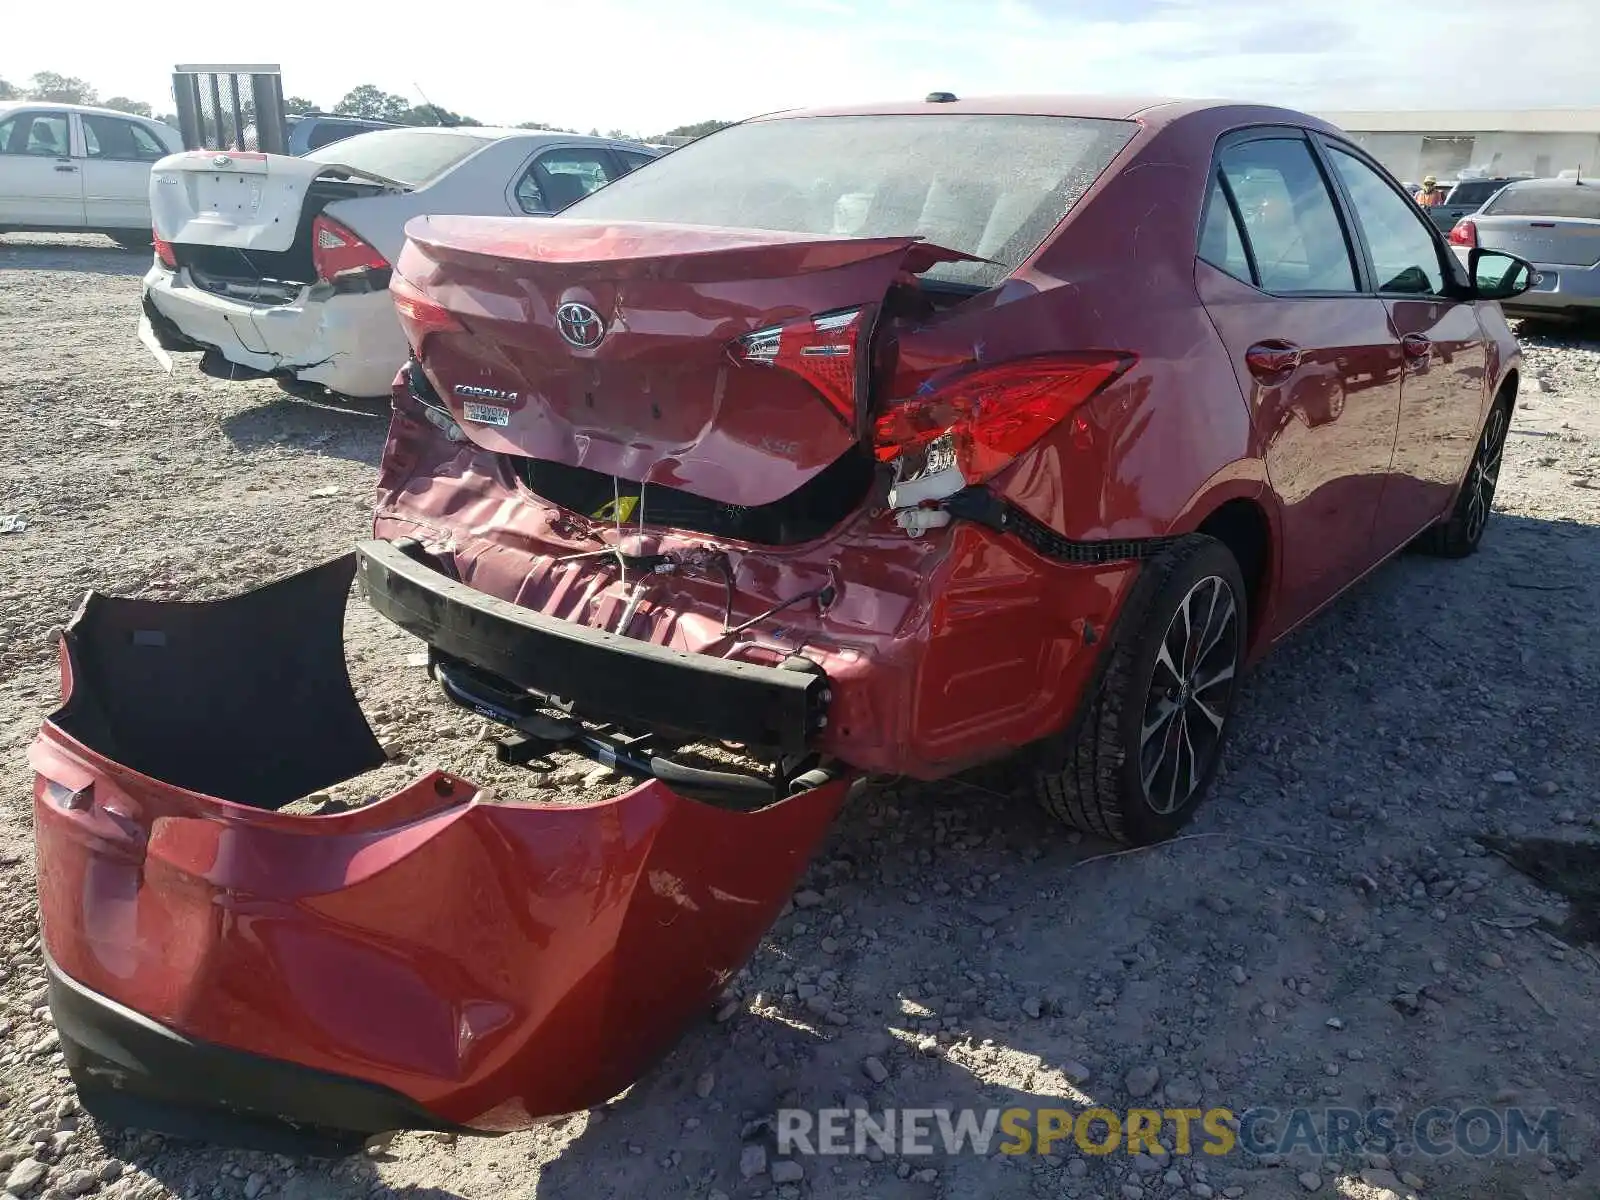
[5,1160,46,1196]
[1124,1064,1161,1098]
[770,1160,804,1184]
[738,1144,768,1179]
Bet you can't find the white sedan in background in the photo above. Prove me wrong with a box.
[0,101,183,247]
[141,127,658,398]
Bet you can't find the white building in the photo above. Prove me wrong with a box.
[1317,109,1600,183]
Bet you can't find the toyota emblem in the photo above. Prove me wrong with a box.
[556,302,605,349]
[212,154,231,167]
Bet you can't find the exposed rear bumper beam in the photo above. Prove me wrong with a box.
[355,538,829,756]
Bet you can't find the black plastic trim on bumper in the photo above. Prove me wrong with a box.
[140,294,205,354]
[45,953,475,1157]
[355,539,829,756]
[944,486,1176,564]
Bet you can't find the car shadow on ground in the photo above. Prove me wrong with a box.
[533,509,1600,1198]
[0,236,151,279]
[220,391,390,467]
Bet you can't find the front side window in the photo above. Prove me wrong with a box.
[1328,147,1447,295]
[0,112,70,157]
[516,149,619,214]
[1218,138,1357,294]
[560,113,1138,289]
[82,115,167,162]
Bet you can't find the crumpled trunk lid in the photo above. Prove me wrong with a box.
[151,149,331,253]
[150,149,393,287]
[396,216,974,508]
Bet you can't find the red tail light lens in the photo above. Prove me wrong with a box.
[1448,219,1478,248]
[734,307,865,428]
[874,353,1135,484]
[312,214,388,281]
[391,272,465,350]
[153,231,177,270]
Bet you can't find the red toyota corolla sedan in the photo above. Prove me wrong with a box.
[31,95,1532,1153]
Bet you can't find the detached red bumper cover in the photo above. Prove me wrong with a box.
[30,554,848,1155]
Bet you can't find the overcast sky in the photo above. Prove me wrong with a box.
[4,0,1597,133]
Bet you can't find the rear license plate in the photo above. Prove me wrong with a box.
[191,173,264,218]
[463,402,510,426]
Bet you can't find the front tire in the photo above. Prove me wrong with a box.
[1036,535,1247,846]
[1414,396,1510,558]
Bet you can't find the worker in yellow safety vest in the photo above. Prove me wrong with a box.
[1415,175,1448,207]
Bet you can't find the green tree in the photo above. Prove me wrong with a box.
[28,72,98,104]
[516,120,575,132]
[0,77,19,101]
[333,84,409,122]
[102,96,153,117]
[396,103,478,127]
[283,96,318,116]
[658,119,730,140]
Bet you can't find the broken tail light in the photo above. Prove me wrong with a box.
[873,353,1135,484]
[1448,219,1478,249]
[391,273,466,353]
[153,231,177,270]
[312,214,389,282]
[732,307,866,429]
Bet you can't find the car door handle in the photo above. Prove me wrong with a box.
[1402,333,1432,362]
[54,163,78,172]
[1245,341,1302,379]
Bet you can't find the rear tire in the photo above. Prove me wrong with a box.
[1413,396,1510,559]
[1035,535,1247,846]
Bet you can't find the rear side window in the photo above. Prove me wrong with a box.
[1218,138,1357,294]
[560,113,1139,289]
[1328,148,1446,296]
[303,129,494,187]
[616,149,656,173]
[1198,175,1252,283]
[515,148,621,214]
[1484,184,1600,220]
[81,115,167,162]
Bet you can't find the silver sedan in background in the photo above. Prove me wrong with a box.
[1447,177,1600,321]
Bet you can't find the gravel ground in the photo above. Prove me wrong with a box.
[1,233,1598,1200]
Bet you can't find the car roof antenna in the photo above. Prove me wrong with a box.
[412,82,456,127]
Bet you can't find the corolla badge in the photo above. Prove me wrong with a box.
[454,384,519,401]
[556,302,606,349]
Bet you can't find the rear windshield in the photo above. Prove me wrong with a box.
[1446,181,1505,207]
[1483,183,1600,220]
[559,113,1139,288]
[304,128,494,188]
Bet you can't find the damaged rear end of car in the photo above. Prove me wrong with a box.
[36,106,1154,1151]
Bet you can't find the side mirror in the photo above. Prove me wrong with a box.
[1468,248,1536,300]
